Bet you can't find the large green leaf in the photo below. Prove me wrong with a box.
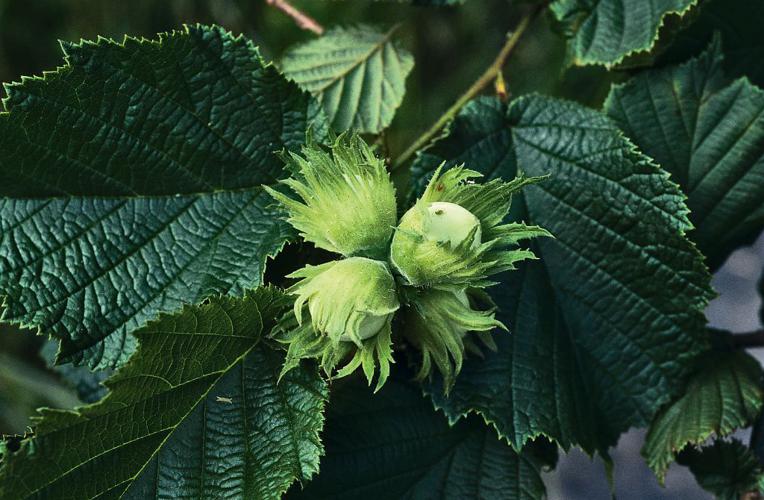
[661,0,764,87]
[678,439,764,500]
[411,96,713,454]
[0,288,328,500]
[642,350,764,480]
[291,370,554,499]
[0,25,323,369]
[281,25,413,134]
[550,0,697,67]
[605,39,764,269]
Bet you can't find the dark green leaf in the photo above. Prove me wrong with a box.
[411,96,713,454]
[281,25,413,134]
[605,39,764,269]
[643,351,764,480]
[0,25,323,369]
[550,0,697,67]
[291,371,554,500]
[660,0,764,87]
[678,439,763,500]
[749,401,764,468]
[0,288,328,500]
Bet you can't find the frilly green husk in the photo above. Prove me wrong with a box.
[401,287,504,392]
[270,257,399,391]
[288,257,399,345]
[390,164,551,289]
[264,133,396,260]
[268,134,552,392]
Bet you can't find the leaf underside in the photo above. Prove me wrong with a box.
[643,350,764,480]
[0,24,324,369]
[281,24,414,134]
[0,289,328,500]
[605,38,764,270]
[290,369,553,500]
[411,95,713,455]
[550,0,698,67]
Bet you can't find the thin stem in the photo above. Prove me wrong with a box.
[731,330,764,349]
[266,0,324,35]
[392,5,543,169]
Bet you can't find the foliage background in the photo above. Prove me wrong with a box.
[0,0,760,498]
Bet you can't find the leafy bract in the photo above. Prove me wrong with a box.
[677,439,764,500]
[0,288,328,500]
[266,133,397,259]
[605,39,764,269]
[393,165,547,289]
[643,351,764,480]
[0,25,323,369]
[281,25,413,134]
[291,371,554,499]
[411,96,713,454]
[402,287,504,386]
[550,0,697,67]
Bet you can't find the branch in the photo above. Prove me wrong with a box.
[731,330,764,349]
[392,4,543,169]
[266,0,324,35]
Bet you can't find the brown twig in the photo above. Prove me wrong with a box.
[391,4,544,169]
[731,330,764,349]
[266,0,324,35]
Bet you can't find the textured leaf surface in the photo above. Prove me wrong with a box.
[605,40,764,269]
[0,25,322,368]
[281,25,413,133]
[0,289,328,500]
[411,96,713,454]
[643,351,764,480]
[678,439,764,500]
[291,371,553,500]
[550,0,697,67]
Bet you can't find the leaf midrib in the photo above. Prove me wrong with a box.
[16,361,238,499]
[116,344,262,499]
[300,26,399,94]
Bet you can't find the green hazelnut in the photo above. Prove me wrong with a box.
[390,201,482,286]
[288,257,400,346]
[423,202,482,248]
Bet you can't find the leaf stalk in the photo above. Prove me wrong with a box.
[266,0,325,35]
[731,330,764,349]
